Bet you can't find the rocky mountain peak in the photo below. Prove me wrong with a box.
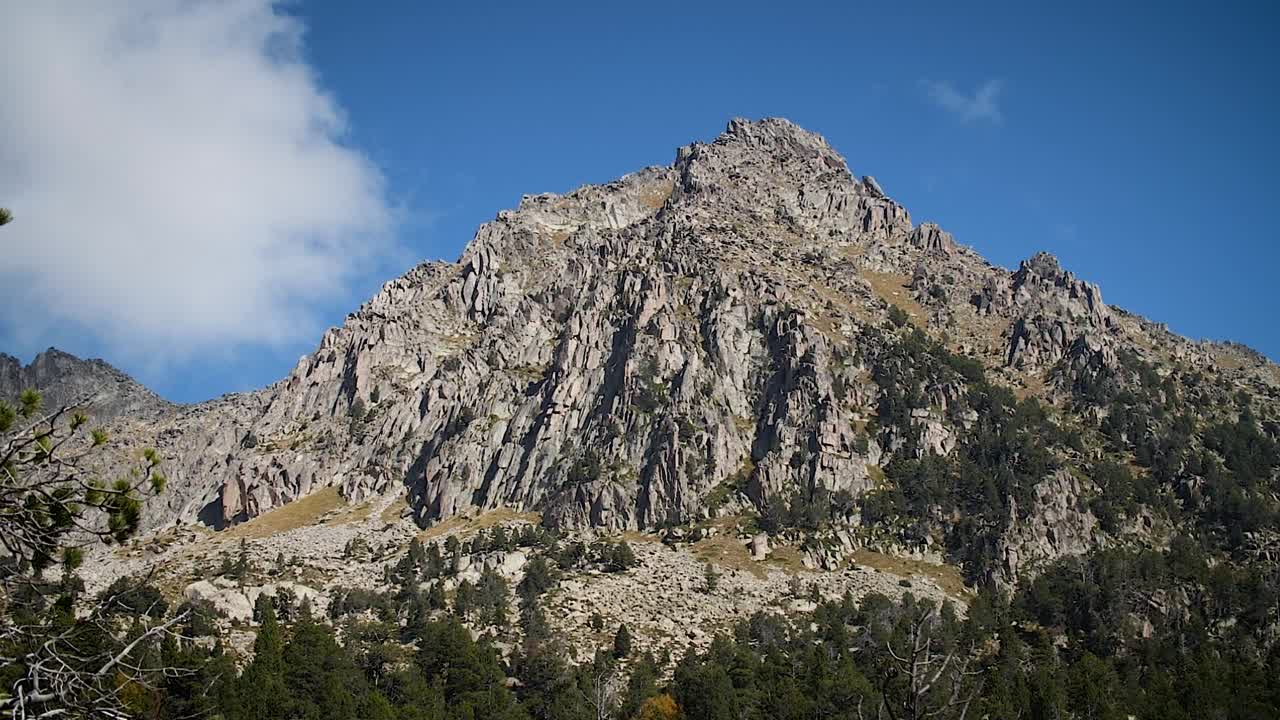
[0,347,172,423]
[717,117,839,157]
[1021,251,1064,278]
[676,118,854,189]
[37,118,1279,592]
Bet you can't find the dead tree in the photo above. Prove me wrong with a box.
[577,650,621,720]
[877,604,984,720]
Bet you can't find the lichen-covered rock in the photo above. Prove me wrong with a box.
[973,251,1114,372]
[908,223,955,254]
[88,118,927,534]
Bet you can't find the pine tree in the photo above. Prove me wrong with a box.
[425,542,445,579]
[445,535,462,574]
[234,538,251,581]
[252,592,275,624]
[282,613,368,720]
[620,653,660,718]
[0,389,172,717]
[427,582,446,610]
[231,602,290,720]
[520,600,552,646]
[477,566,510,626]
[613,624,632,659]
[517,555,557,602]
[491,525,510,551]
[454,579,477,619]
[393,538,426,586]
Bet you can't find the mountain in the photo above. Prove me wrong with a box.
[41,118,1280,587]
[0,347,172,422]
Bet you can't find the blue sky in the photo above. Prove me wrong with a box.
[2,1,1277,403]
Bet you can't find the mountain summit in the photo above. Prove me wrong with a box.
[53,118,1279,585]
[0,347,170,422]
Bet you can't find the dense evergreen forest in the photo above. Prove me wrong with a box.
[4,315,1280,718]
[5,538,1279,719]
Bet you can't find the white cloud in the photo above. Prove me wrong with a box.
[923,79,1004,124]
[0,1,397,363]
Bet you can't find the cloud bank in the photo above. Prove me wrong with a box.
[0,1,396,363]
[924,79,1004,124]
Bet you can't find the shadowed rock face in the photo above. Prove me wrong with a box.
[0,348,172,423]
[21,118,1277,581]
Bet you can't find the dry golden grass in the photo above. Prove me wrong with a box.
[1212,351,1247,371]
[690,515,809,579]
[859,270,927,329]
[380,496,410,524]
[639,179,675,211]
[418,507,541,541]
[691,515,763,577]
[692,534,767,579]
[851,549,971,600]
[805,282,872,332]
[1012,373,1048,401]
[620,529,661,543]
[225,485,346,540]
[839,243,867,261]
[336,499,378,525]
[807,312,844,343]
[812,279,868,320]
[945,305,1012,365]
[763,544,809,575]
[693,535,810,580]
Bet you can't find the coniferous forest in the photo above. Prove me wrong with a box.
[6,540,1279,719]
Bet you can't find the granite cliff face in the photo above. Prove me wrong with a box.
[29,118,1280,584]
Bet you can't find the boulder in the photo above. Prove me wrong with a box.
[183,580,252,622]
[749,533,771,561]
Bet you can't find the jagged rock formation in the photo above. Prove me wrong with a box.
[998,468,1100,579]
[25,118,1280,585]
[975,252,1113,370]
[0,348,172,422]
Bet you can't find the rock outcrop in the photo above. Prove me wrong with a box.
[27,117,1279,588]
[0,348,172,422]
[91,118,929,534]
[183,580,321,623]
[973,251,1114,370]
[998,469,1101,582]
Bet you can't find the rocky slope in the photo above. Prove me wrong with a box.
[32,118,1280,586]
[79,498,961,664]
